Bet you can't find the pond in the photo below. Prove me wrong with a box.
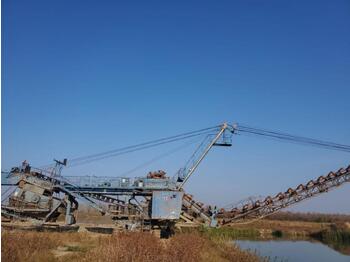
[235,240,350,262]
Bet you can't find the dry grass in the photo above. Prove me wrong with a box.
[1,231,88,262]
[80,232,166,262]
[267,212,350,223]
[1,230,261,262]
[77,232,261,262]
[229,219,331,237]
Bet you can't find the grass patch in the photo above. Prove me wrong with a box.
[197,226,261,241]
[65,245,89,252]
[310,228,350,255]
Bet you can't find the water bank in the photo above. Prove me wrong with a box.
[194,220,350,255]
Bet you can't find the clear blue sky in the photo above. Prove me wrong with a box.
[2,0,350,212]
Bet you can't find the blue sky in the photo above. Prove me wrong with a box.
[2,0,350,212]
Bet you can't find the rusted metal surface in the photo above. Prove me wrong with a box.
[147,170,166,179]
[218,165,350,224]
[180,194,212,225]
[1,170,78,225]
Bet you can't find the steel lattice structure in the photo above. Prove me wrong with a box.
[217,166,350,224]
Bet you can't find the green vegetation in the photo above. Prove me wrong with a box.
[65,245,89,252]
[197,226,261,241]
[312,229,350,244]
[310,228,350,255]
[271,230,283,238]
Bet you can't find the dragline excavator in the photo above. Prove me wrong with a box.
[1,122,350,233]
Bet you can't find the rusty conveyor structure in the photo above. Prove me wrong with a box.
[2,164,349,228]
[180,194,212,225]
[216,165,350,225]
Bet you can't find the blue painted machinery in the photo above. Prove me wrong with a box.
[1,123,233,231]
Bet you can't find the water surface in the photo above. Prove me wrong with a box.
[236,240,350,262]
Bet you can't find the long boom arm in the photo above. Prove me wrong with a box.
[217,165,350,224]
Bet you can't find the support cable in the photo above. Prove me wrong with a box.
[118,137,203,177]
[38,126,219,169]
[235,124,350,152]
[68,129,218,167]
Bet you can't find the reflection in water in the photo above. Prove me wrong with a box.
[236,240,350,262]
[310,229,350,256]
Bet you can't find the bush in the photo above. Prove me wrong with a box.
[272,230,283,238]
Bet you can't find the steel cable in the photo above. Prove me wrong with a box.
[68,129,219,167]
[235,124,350,152]
[38,125,220,169]
[118,137,203,177]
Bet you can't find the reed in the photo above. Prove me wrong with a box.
[311,228,350,244]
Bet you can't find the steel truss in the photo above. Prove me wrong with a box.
[218,166,350,224]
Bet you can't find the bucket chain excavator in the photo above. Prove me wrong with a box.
[2,122,349,232]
